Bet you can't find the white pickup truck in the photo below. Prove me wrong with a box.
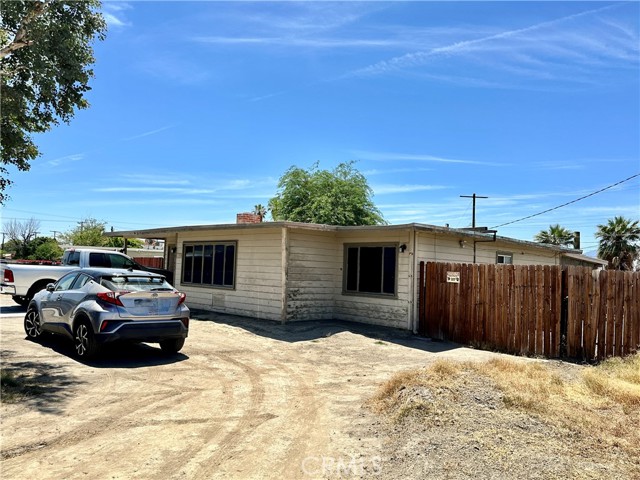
[1,248,173,306]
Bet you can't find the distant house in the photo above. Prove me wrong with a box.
[107,215,606,331]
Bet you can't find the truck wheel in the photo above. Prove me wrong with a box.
[13,296,29,307]
[24,308,42,339]
[159,338,185,353]
[73,320,100,359]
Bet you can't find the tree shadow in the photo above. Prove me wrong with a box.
[189,309,462,354]
[1,350,85,415]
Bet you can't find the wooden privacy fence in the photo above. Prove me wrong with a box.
[418,262,639,361]
[133,257,165,269]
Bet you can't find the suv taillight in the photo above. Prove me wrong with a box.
[3,268,14,283]
[97,291,124,306]
[177,292,186,305]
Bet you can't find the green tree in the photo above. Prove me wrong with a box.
[596,216,640,271]
[105,236,143,249]
[29,237,63,261]
[0,0,106,204]
[61,217,107,246]
[61,218,143,248]
[269,161,385,226]
[534,224,575,247]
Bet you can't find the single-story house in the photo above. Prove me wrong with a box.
[107,215,607,331]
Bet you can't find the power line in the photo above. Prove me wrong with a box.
[491,173,640,229]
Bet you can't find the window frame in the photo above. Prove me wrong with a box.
[496,251,514,264]
[342,243,399,298]
[181,241,237,290]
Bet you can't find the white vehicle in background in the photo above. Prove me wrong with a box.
[1,248,173,306]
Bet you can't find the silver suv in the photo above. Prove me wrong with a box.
[24,268,189,359]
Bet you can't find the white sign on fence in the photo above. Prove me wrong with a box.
[446,271,460,283]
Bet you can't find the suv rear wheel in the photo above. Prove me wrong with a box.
[74,320,100,359]
[159,338,185,354]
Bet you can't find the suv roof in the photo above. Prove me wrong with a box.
[75,268,164,278]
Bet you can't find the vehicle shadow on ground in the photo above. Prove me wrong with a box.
[0,304,27,315]
[1,350,86,415]
[190,309,462,354]
[32,335,189,369]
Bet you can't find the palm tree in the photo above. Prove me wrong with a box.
[534,224,575,247]
[596,216,640,271]
[253,204,267,221]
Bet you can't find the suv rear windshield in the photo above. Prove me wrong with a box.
[100,276,172,292]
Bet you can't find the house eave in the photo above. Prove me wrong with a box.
[105,221,576,255]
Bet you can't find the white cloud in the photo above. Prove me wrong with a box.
[372,184,448,195]
[123,125,174,141]
[46,153,85,167]
[103,2,132,28]
[353,150,506,167]
[348,3,637,87]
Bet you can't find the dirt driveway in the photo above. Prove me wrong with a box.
[1,296,506,479]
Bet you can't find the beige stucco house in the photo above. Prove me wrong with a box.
[107,218,606,331]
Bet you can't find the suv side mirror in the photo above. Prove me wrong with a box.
[46,283,55,292]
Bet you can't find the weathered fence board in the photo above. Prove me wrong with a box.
[418,261,639,361]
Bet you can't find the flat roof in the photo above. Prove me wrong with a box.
[106,221,577,255]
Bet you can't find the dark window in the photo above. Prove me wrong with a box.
[55,272,79,291]
[107,253,136,269]
[66,251,80,265]
[497,252,513,264]
[183,245,194,283]
[89,252,109,267]
[71,273,93,290]
[182,242,236,288]
[344,244,397,296]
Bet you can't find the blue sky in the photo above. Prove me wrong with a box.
[3,1,639,255]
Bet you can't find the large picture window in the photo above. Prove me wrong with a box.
[344,244,397,296]
[182,242,236,288]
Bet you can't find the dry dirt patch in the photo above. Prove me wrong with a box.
[368,356,640,480]
[3,293,637,480]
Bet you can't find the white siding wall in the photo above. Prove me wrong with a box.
[416,232,560,266]
[332,230,413,330]
[175,228,283,321]
[287,230,340,321]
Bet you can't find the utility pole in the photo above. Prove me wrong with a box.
[51,230,61,240]
[460,193,488,229]
[460,193,489,263]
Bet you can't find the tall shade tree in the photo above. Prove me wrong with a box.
[596,216,640,271]
[0,0,106,204]
[3,217,40,258]
[534,224,575,247]
[269,161,385,226]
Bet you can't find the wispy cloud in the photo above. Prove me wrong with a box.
[348,3,637,87]
[373,184,448,195]
[353,150,507,167]
[123,125,174,141]
[118,174,191,186]
[363,167,434,176]
[46,153,85,167]
[103,2,132,28]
